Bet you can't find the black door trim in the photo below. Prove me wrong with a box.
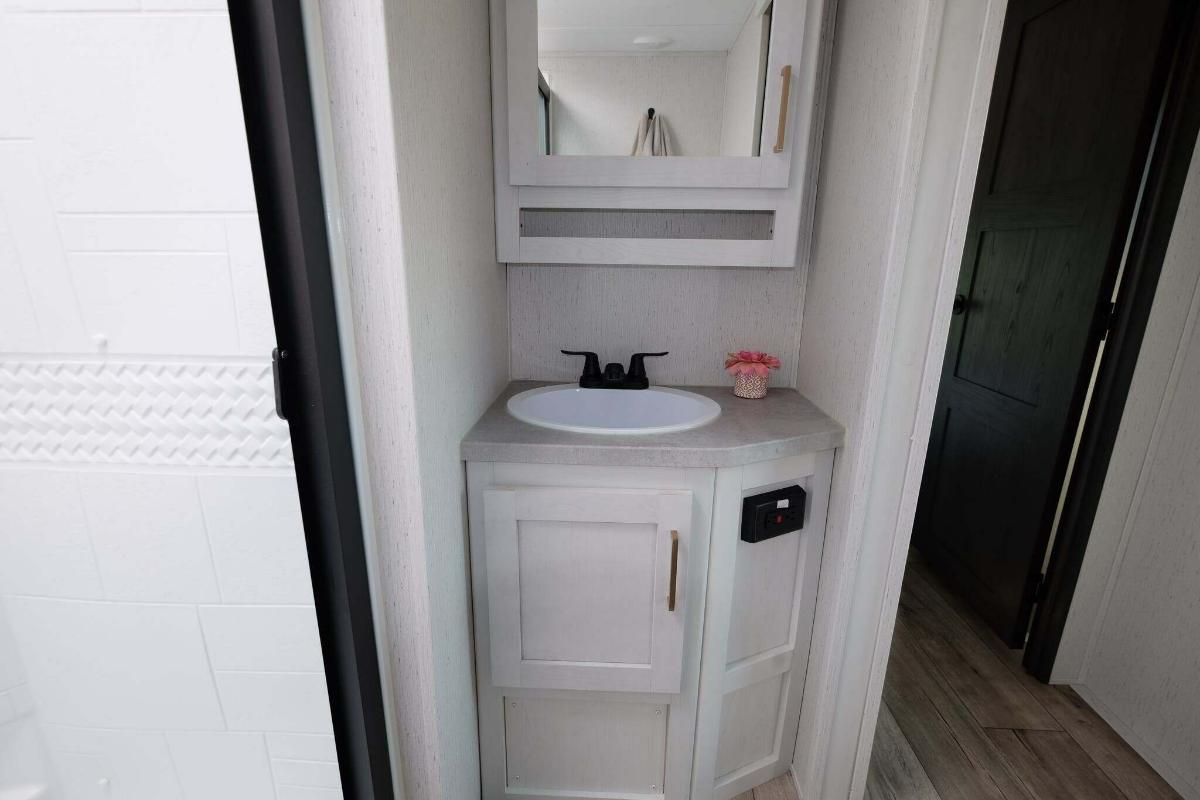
[226,3,395,797]
[1024,0,1200,681]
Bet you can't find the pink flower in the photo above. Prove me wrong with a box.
[724,350,782,377]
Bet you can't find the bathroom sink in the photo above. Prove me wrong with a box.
[507,384,721,435]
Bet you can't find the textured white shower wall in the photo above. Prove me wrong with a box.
[0,4,339,799]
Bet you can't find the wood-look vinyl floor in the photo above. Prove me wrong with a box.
[864,552,1182,800]
[733,773,800,800]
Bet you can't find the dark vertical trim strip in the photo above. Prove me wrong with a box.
[1025,0,1200,681]
[226,3,395,796]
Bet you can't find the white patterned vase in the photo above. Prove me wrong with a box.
[733,372,768,399]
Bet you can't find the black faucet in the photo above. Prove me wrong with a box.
[561,350,668,390]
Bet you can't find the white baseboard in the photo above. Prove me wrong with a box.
[1071,684,1200,800]
[789,766,806,800]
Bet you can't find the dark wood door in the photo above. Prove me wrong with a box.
[913,0,1179,646]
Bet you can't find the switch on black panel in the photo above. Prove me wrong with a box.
[740,485,806,543]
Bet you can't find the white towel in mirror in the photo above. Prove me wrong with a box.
[631,114,674,156]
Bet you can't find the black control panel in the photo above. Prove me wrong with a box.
[740,484,807,543]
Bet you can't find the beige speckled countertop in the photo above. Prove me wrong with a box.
[461,381,844,468]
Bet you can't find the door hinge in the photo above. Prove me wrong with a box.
[1100,301,1117,341]
[271,347,288,421]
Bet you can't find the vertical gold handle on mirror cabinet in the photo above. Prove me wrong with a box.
[773,65,793,153]
[668,530,680,612]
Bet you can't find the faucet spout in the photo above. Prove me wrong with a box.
[562,349,668,389]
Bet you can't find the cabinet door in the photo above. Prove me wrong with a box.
[484,486,692,693]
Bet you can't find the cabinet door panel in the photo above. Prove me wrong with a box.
[484,486,692,693]
[504,696,668,795]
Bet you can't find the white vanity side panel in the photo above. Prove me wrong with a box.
[504,695,669,795]
[728,453,820,667]
[693,450,833,800]
[727,518,804,663]
[716,673,786,778]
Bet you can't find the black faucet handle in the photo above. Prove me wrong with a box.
[561,350,602,384]
[628,352,668,377]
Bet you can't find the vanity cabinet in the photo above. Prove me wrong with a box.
[489,0,832,267]
[467,451,834,800]
[482,486,694,693]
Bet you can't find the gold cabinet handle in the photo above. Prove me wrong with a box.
[773,65,793,154]
[668,530,680,612]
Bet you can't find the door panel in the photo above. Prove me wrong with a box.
[914,0,1178,645]
[484,486,692,693]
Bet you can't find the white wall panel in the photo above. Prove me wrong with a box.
[539,53,727,156]
[198,474,313,605]
[266,733,339,764]
[0,605,26,692]
[215,672,334,734]
[0,213,42,353]
[276,786,342,800]
[4,13,255,212]
[0,142,89,353]
[719,10,769,157]
[785,1,1007,798]
[199,606,323,673]
[509,263,803,387]
[6,598,224,730]
[166,732,275,800]
[0,470,103,599]
[55,216,226,253]
[43,727,182,800]
[314,0,513,794]
[1057,146,1200,799]
[79,473,220,604]
[69,252,240,355]
[225,217,278,357]
[0,718,57,795]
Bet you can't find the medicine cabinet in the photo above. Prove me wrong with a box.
[490,0,832,268]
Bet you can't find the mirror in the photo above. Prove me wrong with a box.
[535,0,774,157]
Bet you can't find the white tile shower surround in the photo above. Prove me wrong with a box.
[0,4,341,797]
[0,470,336,796]
[0,360,291,468]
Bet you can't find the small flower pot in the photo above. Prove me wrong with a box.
[733,372,769,399]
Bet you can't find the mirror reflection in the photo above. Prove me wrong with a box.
[536,0,774,157]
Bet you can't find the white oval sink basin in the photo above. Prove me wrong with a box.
[507,384,721,435]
